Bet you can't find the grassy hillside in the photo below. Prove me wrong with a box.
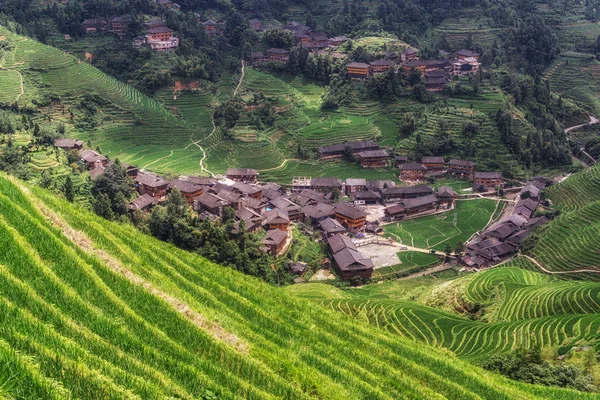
[1,174,595,398]
[291,259,600,362]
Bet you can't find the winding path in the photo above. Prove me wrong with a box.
[523,255,600,275]
[233,60,245,97]
[564,115,599,165]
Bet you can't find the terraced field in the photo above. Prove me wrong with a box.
[545,163,600,211]
[0,69,22,103]
[384,199,500,251]
[294,260,600,363]
[1,175,592,399]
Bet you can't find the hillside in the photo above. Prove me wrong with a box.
[290,259,600,362]
[2,174,596,398]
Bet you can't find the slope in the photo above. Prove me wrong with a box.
[1,175,596,398]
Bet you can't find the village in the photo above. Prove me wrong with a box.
[78,3,478,92]
[54,136,551,283]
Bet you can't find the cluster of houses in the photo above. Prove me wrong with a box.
[461,177,550,268]
[82,16,130,39]
[317,140,503,188]
[249,19,348,65]
[346,49,481,91]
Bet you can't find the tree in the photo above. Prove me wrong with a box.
[64,175,74,202]
[264,28,293,49]
[454,241,465,256]
[444,243,453,259]
[331,188,340,201]
[342,146,355,162]
[305,13,317,30]
[400,113,416,137]
[93,192,115,220]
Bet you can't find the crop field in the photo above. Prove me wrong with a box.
[384,199,500,250]
[373,251,440,278]
[0,69,22,103]
[296,259,600,363]
[545,163,600,212]
[0,175,589,399]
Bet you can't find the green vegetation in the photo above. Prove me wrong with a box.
[384,199,500,250]
[0,174,593,398]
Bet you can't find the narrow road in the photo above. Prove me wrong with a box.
[563,115,599,134]
[396,262,455,281]
[523,255,600,275]
[233,60,245,97]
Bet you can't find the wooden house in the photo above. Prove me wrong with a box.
[311,177,343,193]
[270,197,302,221]
[128,194,158,213]
[447,159,476,180]
[168,179,204,204]
[261,229,288,256]
[302,202,335,224]
[456,49,480,61]
[400,195,438,216]
[449,57,480,77]
[319,217,346,237]
[264,208,290,231]
[401,59,448,76]
[54,138,84,151]
[384,204,406,221]
[394,155,408,167]
[333,203,367,232]
[370,59,394,74]
[474,172,504,188]
[250,52,264,65]
[436,186,457,207]
[83,19,106,32]
[265,48,290,63]
[147,26,173,41]
[400,48,418,62]
[421,156,445,175]
[366,180,395,193]
[80,149,107,170]
[357,150,389,168]
[351,190,381,205]
[110,16,129,38]
[399,163,426,181]
[318,140,380,159]
[381,185,433,203]
[232,181,262,199]
[135,173,169,198]
[346,62,371,80]
[193,192,231,216]
[226,168,258,183]
[328,36,348,46]
[345,178,367,195]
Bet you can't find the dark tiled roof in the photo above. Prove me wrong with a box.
[168,179,204,193]
[366,180,395,191]
[232,181,261,195]
[448,159,476,167]
[421,156,444,164]
[129,194,157,210]
[358,150,389,158]
[227,168,258,176]
[399,163,426,171]
[311,177,342,187]
[474,172,503,179]
[437,186,456,197]
[333,248,374,270]
[182,176,217,186]
[457,49,480,57]
[55,138,83,148]
[319,217,346,234]
[384,204,406,215]
[345,178,366,186]
[135,173,168,188]
[270,196,301,212]
[370,59,394,66]
[302,202,335,219]
[351,191,381,201]
[147,26,173,34]
[402,48,417,55]
[195,192,229,208]
[265,208,290,224]
[261,229,288,246]
[266,48,290,54]
[383,185,433,196]
[403,59,448,68]
[334,203,367,219]
[327,234,356,254]
[347,62,371,69]
[400,195,438,210]
[80,149,107,163]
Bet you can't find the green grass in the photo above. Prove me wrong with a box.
[384,199,500,250]
[373,251,440,278]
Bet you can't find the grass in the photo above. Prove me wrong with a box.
[384,199,499,250]
[373,251,440,278]
[1,174,593,398]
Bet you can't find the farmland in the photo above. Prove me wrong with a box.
[384,199,500,250]
[0,174,592,398]
[293,259,600,362]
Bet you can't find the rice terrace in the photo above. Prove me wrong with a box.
[1,0,600,397]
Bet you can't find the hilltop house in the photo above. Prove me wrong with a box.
[318,140,380,159]
[456,49,480,61]
[400,48,418,62]
[399,163,426,181]
[424,71,449,91]
[227,168,258,183]
[110,16,129,38]
[394,155,408,167]
[450,57,480,77]
[370,59,394,74]
[265,48,290,63]
[83,19,106,32]
[80,149,107,170]
[135,173,169,198]
[328,36,348,46]
[357,150,389,168]
[447,159,476,180]
[421,156,445,175]
[128,194,158,213]
[401,59,448,76]
[261,229,288,256]
[346,62,371,80]
[327,234,373,280]
[474,172,504,189]
[167,179,204,204]
[55,138,84,151]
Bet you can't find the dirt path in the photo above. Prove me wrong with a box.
[563,115,599,134]
[523,255,600,275]
[257,158,295,172]
[233,60,245,97]
[142,150,174,170]
[396,262,454,281]
[17,179,247,353]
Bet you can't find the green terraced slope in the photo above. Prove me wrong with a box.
[2,175,596,398]
[292,260,600,364]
